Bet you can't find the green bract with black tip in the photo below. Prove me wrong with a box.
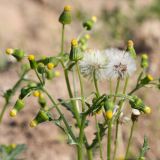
[13,99,25,112]
[46,70,54,80]
[38,95,46,108]
[12,49,25,61]
[33,110,49,124]
[104,99,114,111]
[37,63,45,74]
[59,6,72,25]
[69,44,83,62]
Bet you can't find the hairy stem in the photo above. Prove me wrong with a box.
[61,24,65,54]
[125,121,135,159]
[107,120,112,160]
[93,71,103,160]
[113,76,129,160]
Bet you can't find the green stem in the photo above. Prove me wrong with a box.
[76,63,85,111]
[78,115,86,160]
[42,88,76,141]
[86,149,93,160]
[107,120,112,160]
[76,63,86,160]
[93,71,100,96]
[0,70,28,123]
[61,24,65,54]
[95,115,103,160]
[93,71,103,160]
[125,121,135,160]
[34,69,43,85]
[0,102,8,123]
[113,78,120,103]
[113,76,129,160]
[109,78,112,94]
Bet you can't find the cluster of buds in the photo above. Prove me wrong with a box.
[129,96,151,114]
[59,5,72,25]
[141,54,149,69]
[28,54,60,80]
[69,39,83,62]
[83,16,97,30]
[127,40,136,59]
[78,34,90,51]
[6,48,25,61]
[104,99,114,120]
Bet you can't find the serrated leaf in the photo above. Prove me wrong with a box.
[58,99,75,118]
[88,123,107,149]
[82,94,106,116]
[0,144,26,160]
[52,116,77,145]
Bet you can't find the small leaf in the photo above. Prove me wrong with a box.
[137,136,150,160]
[58,99,75,118]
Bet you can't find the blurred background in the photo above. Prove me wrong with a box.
[0,0,160,159]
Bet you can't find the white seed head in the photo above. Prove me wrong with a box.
[79,49,108,80]
[104,48,137,79]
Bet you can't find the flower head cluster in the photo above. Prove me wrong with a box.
[79,48,136,80]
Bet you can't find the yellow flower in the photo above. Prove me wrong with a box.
[105,110,113,119]
[71,39,78,46]
[6,48,14,55]
[85,34,90,40]
[28,54,35,61]
[91,16,97,22]
[29,120,37,128]
[9,109,17,117]
[64,5,72,11]
[33,91,40,97]
[144,106,151,114]
[10,143,16,149]
[128,40,134,48]
[147,74,153,81]
[55,71,60,77]
[47,63,54,70]
[142,54,148,59]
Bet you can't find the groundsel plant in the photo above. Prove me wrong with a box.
[0,5,159,160]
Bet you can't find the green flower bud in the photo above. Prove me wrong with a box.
[28,54,37,69]
[21,63,30,72]
[46,70,54,80]
[69,39,83,62]
[27,82,37,88]
[19,87,32,99]
[141,54,149,69]
[37,63,45,74]
[10,99,25,117]
[59,5,72,25]
[30,110,49,127]
[83,16,97,30]
[12,49,25,61]
[127,40,136,59]
[104,99,114,111]
[129,96,145,111]
[38,94,46,107]
[140,74,153,85]
[6,48,25,61]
